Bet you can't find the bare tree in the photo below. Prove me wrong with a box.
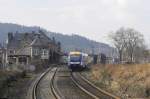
[125,28,144,63]
[109,27,145,63]
[143,49,150,63]
[109,27,127,62]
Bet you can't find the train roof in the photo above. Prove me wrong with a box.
[69,51,81,55]
[69,51,88,56]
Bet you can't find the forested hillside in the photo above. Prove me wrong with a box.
[0,23,115,56]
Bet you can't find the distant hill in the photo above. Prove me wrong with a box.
[0,23,40,43]
[0,23,116,56]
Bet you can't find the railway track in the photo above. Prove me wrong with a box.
[30,65,120,99]
[71,72,120,99]
[31,67,59,99]
[50,67,61,99]
[53,66,93,99]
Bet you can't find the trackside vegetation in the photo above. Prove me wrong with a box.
[83,64,150,99]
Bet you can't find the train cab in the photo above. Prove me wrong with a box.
[68,51,89,70]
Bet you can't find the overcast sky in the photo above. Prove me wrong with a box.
[0,0,149,46]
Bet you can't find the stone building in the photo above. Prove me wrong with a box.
[6,31,61,67]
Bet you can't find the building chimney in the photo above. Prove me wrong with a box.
[8,32,13,43]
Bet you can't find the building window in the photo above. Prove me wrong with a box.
[42,49,48,56]
[9,50,15,54]
[33,49,39,55]
[41,49,49,59]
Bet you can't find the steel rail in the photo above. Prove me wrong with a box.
[32,67,54,99]
[71,72,99,99]
[71,72,120,99]
[50,68,62,99]
[79,73,120,99]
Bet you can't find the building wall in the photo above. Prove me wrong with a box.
[6,32,61,67]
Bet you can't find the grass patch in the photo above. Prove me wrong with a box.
[84,63,150,98]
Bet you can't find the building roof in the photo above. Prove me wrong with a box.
[8,32,52,47]
[7,32,56,56]
[15,47,31,56]
[30,34,50,47]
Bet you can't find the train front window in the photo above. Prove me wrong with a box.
[70,55,81,62]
